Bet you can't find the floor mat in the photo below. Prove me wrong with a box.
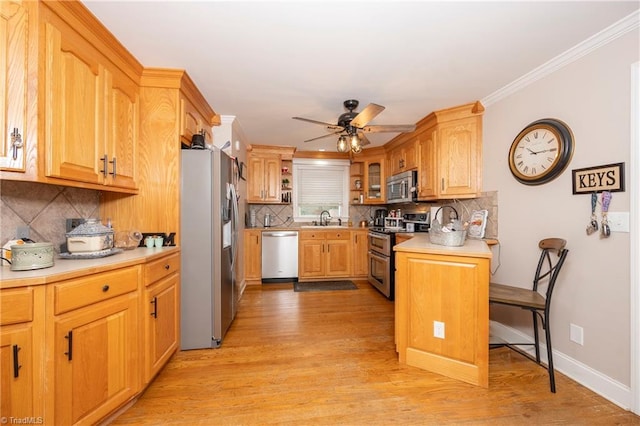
[293,281,358,292]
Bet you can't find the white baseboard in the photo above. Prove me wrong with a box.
[490,320,633,410]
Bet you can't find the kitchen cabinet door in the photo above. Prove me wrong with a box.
[244,230,262,283]
[0,0,29,172]
[325,238,350,277]
[417,127,437,199]
[364,159,385,204]
[299,239,325,278]
[1,286,45,422]
[104,67,138,190]
[1,326,34,419]
[437,117,480,198]
[352,230,368,277]
[180,94,212,146]
[247,154,281,203]
[145,274,179,384]
[53,292,139,425]
[43,20,104,185]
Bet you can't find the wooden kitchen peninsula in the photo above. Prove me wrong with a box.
[394,236,492,387]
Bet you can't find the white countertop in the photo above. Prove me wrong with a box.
[0,246,180,289]
[393,234,492,259]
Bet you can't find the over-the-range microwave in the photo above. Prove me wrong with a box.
[386,170,417,204]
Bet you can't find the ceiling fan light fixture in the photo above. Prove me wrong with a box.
[351,143,362,154]
[350,134,361,149]
[336,135,349,153]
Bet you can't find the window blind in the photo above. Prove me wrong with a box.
[297,166,345,205]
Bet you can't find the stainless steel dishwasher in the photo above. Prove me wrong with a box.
[261,230,298,282]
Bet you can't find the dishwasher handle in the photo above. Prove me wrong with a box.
[262,231,298,237]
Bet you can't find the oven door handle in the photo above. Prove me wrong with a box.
[368,250,389,262]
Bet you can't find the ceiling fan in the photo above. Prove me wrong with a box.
[292,99,416,153]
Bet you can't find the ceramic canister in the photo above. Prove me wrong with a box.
[10,242,55,271]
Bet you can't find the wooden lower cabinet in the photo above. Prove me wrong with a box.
[395,247,490,388]
[299,230,351,280]
[0,250,182,425]
[244,229,262,284]
[50,266,141,425]
[0,286,45,421]
[143,252,180,384]
[352,229,369,277]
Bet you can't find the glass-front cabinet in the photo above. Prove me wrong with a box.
[363,151,385,204]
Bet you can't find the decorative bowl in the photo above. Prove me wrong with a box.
[114,230,143,250]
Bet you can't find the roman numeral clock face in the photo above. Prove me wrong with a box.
[508,118,574,185]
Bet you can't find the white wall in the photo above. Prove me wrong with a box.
[483,25,638,392]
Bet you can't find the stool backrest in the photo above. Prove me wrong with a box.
[534,238,569,307]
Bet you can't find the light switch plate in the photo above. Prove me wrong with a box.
[607,212,629,233]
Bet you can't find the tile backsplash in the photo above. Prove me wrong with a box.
[248,190,498,238]
[1,180,100,252]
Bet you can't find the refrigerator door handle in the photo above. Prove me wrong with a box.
[229,183,239,268]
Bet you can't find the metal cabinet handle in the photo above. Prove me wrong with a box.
[100,155,109,177]
[164,264,170,270]
[109,157,117,177]
[151,296,158,318]
[10,128,23,160]
[13,345,21,378]
[64,331,73,361]
[102,284,110,292]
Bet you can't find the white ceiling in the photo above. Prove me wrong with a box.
[83,1,639,152]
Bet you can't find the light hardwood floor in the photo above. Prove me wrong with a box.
[111,281,639,425]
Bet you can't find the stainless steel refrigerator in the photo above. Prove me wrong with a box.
[180,148,238,349]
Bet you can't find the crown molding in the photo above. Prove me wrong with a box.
[482,10,640,107]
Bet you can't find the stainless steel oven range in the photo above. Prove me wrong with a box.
[367,213,430,300]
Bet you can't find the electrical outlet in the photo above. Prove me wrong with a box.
[16,226,30,239]
[433,321,445,339]
[570,323,584,345]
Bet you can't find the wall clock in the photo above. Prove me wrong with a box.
[508,118,574,185]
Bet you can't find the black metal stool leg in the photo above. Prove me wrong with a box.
[545,310,556,393]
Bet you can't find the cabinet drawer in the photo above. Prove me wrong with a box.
[299,231,325,240]
[53,267,139,315]
[0,287,33,325]
[325,231,350,240]
[144,252,180,286]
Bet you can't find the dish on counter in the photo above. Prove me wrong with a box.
[59,248,123,259]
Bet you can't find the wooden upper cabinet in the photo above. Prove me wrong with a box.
[247,145,295,204]
[438,117,480,197]
[417,102,483,200]
[247,153,281,203]
[43,16,139,190]
[0,1,29,172]
[180,95,213,146]
[105,67,138,190]
[43,20,104,185]
[417,127,437,199]
[388,139,418,175]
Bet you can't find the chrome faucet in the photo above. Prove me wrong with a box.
[319,210,331,226]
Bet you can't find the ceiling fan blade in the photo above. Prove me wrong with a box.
[303,130,344,143]
[361,124,416,133]
[350,103,385,128]
[358,132,371,146]
[293,116,343,131]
